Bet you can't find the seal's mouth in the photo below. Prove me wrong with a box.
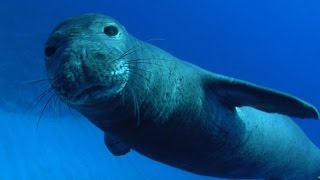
[75,85,106,100]
[71,84,115,104]
[51,59,130,105]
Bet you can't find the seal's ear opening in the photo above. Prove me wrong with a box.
[204,73,320,119]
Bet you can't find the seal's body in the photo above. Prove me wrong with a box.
[44,14,320,179]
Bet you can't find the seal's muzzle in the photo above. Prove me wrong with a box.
[44,22,129,105]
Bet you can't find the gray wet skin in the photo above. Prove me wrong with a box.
[45,14,320,179]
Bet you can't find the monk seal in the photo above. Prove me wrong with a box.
[44,14,320,179]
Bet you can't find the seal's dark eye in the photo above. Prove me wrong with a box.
[45,46,57,57]
[104,26,119,37]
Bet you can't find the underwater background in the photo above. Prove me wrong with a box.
[0,0,319,179]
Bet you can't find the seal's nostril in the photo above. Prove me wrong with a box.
[45,46,57,57]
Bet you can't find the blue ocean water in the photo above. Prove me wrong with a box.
[0,0,319,179]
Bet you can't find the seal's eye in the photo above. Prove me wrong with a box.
[45,46,57,57]
[104,25,119,37]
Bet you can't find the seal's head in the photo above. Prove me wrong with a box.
[44,14,131,105]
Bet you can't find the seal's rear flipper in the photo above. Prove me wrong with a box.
[204,73,320,119]
[104,133,130,156]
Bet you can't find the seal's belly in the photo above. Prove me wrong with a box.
[124,107,319,179]
[126,116,248,178]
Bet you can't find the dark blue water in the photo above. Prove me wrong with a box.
[0,0,319,179]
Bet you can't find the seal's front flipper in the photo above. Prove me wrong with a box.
[204,74,320,119]
[104,133,130,156]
